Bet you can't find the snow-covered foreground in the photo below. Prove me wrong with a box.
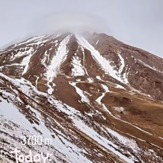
[0,72,149,163]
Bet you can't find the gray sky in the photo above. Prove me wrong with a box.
[0,0,163,58]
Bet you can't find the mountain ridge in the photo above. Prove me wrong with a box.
[0,32,163,163]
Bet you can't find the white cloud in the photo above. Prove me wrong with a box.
[0,0,163,58]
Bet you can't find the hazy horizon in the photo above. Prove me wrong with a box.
[0,0,163,58]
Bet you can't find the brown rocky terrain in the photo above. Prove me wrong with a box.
[0,32,163,163]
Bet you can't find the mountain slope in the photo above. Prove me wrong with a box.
[0,33,163,163]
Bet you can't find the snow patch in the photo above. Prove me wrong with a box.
[70,82,90,104]
[117,51,128,83]
[21,47,35,74]
[115,84,125,90]
[96,84,109,104]
[71,55,85,76]
[115,107,124,112]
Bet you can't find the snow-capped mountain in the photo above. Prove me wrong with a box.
[0,32,163,163]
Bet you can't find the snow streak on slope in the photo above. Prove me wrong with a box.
[70,82,90,104]
[117,51,125,74]
[96,84,109,104]
[117,51,128,83]
[21,47,35,74]
[45,35,71,94]
[41,50,49,68]
[76,35,126,84]
[71,55,85,76]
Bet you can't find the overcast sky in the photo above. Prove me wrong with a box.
[0,0,163,58]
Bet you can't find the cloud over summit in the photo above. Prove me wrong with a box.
[31,12,109,35]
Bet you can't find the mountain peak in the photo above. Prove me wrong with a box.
[0,32,163,163]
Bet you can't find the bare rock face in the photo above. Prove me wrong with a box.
[0,32,163,163]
